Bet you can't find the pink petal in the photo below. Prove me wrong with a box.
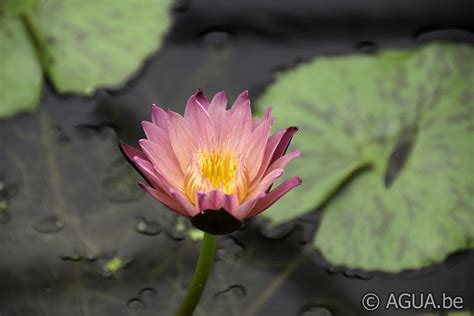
[246,168,284,200]
[270,127,299,165]
[244,119,272,181]
[207,92,230,140]
[248,128,286,190]
[266,150,301,174]
[170,188,199,217]
[151,105,169,132]
[209,91,227,111]
[195,191,241,223]
[252,107,274,130]
[184,95,216,148]
[139,182,188,216]
[167,110,197,171]
[142,121,168,144]
[120,143,166,189]
[227,99,253,144]
[223,194,239,214]
[131,156,183,195]
[247,177,302,217]
[232,90,249,108]
[138,139,184,186]
[234,192,266,220]
[119,143,147,162]
[131,156,163,188]
[194,89,210,109]
[197,190,225,211]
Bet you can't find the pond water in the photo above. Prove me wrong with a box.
[1,0,473,315]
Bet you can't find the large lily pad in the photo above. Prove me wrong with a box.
[256,42,474,271]
[0,15,42,117]
[0,0,173,118]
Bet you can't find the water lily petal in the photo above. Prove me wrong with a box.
[249,128,286,190]
[270,126,299,165]
[119,142,147,162]
[194,89,210,109]
[139,183,187,216]
[197,190,226,211]
[248,177,302,217]
[167,110,197,171]
[246,168,284,200]
[151,104,169,132]
[266,150,301,174]
[170,188,199,217]
[138,139,183,185]
[232,90,249,109]
[244,118,272,180]
[234,192,266,220]
[184,95,216,148]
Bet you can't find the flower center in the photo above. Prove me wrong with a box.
[200,150,238,193]
[184,149,248,204]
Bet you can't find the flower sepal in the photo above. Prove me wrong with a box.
[190,209,243,235]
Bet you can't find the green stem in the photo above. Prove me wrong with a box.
[175,232,217,316]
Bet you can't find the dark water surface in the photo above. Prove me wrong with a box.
[1,0,474,315]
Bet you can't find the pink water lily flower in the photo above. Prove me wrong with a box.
[120,90,301,234]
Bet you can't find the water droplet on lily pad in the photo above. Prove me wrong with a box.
[134,217,161,236]
[32,215,64,233]
[139,287,157,301]
[126,298,145,310]
[216,236,245,262]
[165,217,187,241]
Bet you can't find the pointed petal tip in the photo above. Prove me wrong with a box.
[193,89,210,108]
[150,103,162,112]
[293,149,302,157]
[119,142,146,162]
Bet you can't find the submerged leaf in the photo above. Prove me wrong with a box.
[256,42,474,271]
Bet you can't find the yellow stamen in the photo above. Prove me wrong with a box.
[184,149,247,204]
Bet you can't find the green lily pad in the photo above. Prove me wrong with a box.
[256,42,474,272]
[0,0,173,118]
[0,16,42,117]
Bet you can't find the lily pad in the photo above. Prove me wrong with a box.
[0,0,173,118]
[0,16,42,117]
[256,42,474,271]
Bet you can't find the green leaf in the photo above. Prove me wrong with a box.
[34,0,173,94]
[0,0,173,118]
[256,42,474,271]
[0,16,42,117]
